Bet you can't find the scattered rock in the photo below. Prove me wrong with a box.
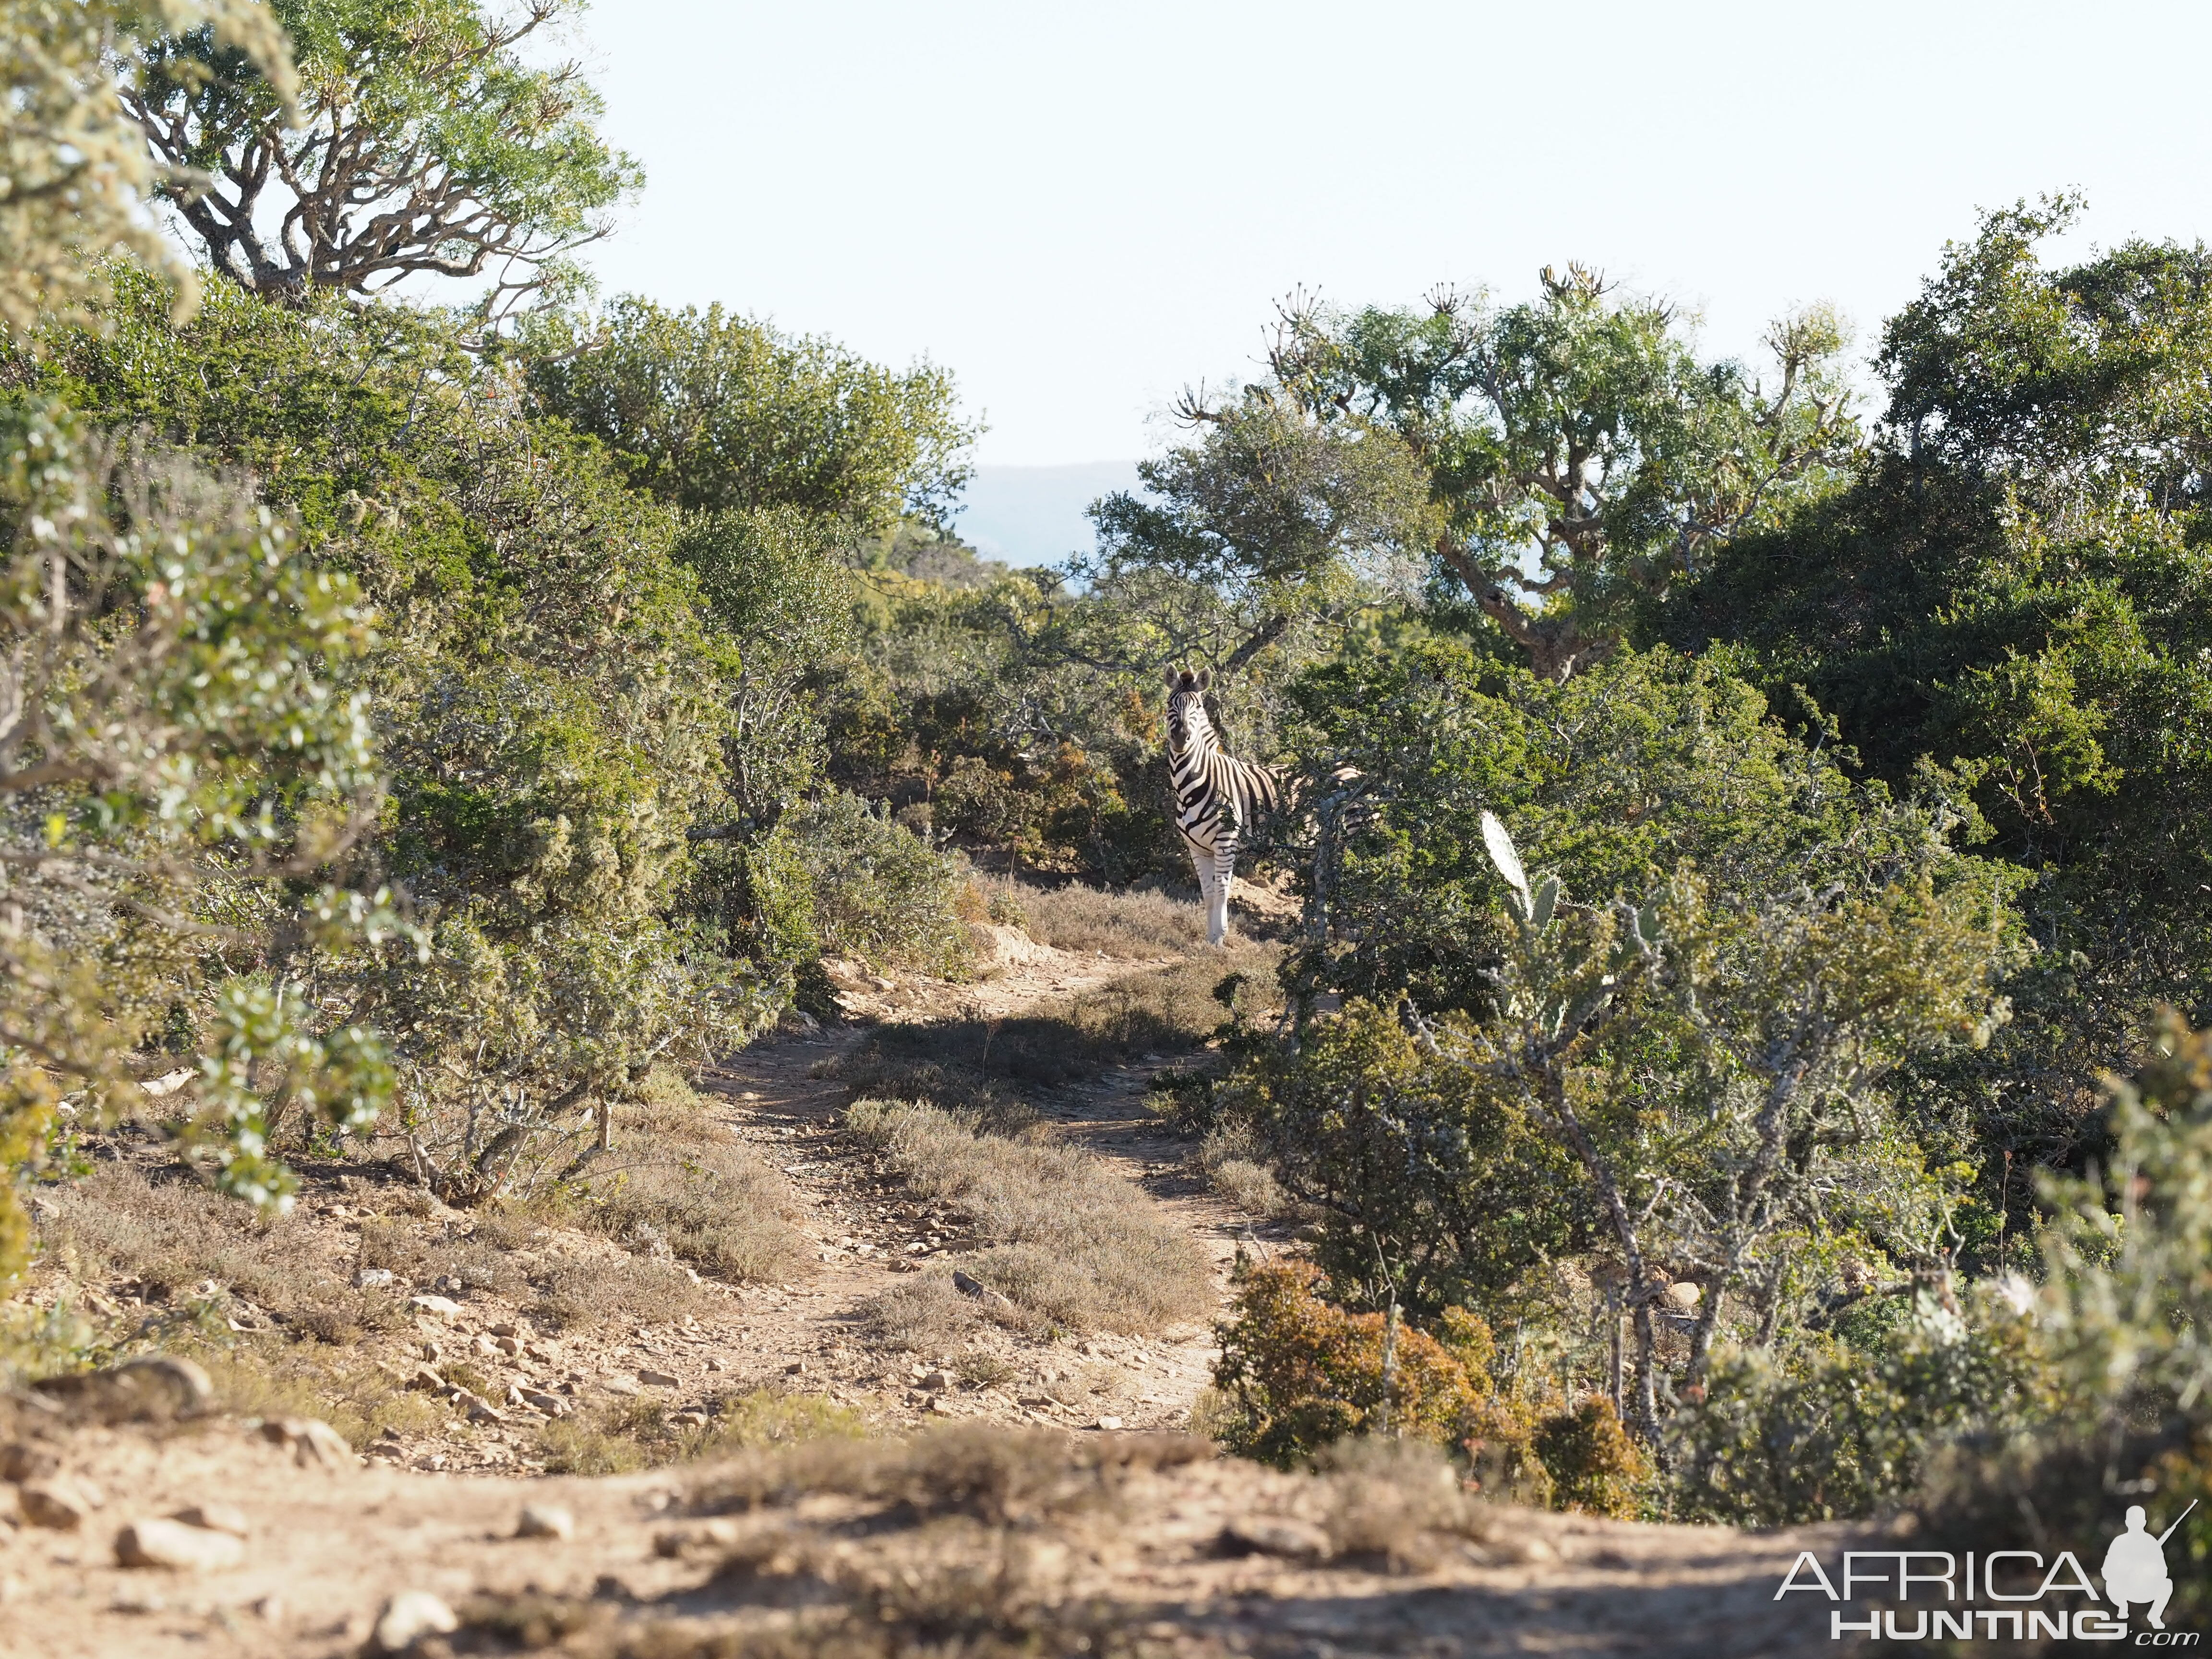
[173,1503,250,1539]
[115,1516,245,1571]
[494,1334,522,1356]
[352,1267,396,1289]
[515,1504,575,1540]
[405,1364,446,1392]
[31,1355,212,1423]
[1094,1415,1124,1431]
[916,1368,950,1391]
[0,1442,59,1483]
[518,1388,569,1417]
[928,1397,957,1416]
[18,1479,91,1529]
[489,1322,519,1338]
[637,1369,680,1387]
[704,1357,727,1372]
[109,1586,167,1613]
[653,1518,740,1557]
[373,1590,458,1654]
[258,1417,353,1467]
[673,1409,709,1428]
[784,1361,807,1375]
[601,1377,640,1396]
[408,1294,463,1319]
[467,1399,507,1425]
[1663,1281,1702,1312]
[1218,1515,1330,1561]
[524,1341,559,1363]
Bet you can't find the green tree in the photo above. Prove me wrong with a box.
[128,0,639,312]
[1268,275,1857,677]
[1672,198,2212,1234]
[527,297,975,526]
[0,396,399,1275]
[0,0,295,332]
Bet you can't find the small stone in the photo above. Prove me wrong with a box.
[1219,1515,1328,1560]
[351,1267,396,1289]
[653,1517,740,1557]
[405,1365,445,1392]
[489,1322,519,1338]
[784,1360,807,1376]
[672,1409,709,1428]
[473,1334,501,1356]
[494,1335,522,1356]
[519,1388,569,1417]
[515,1503,574,1540]
[250,1595,283,1622]
[116,1517,246,1571]
[928,1396,957,1415]
[19,1479,90,1529]
[109,1586,167,1613]
[704,1357,727,1372]
[524,1342,558,1363]
[1093,1415,1124,1431]
[1663,1281,1703,1312]
[951,1269,988,1298]
[637,1369,680,1387]
[373,1590,457,1653]
[601,1377,640,1396]
[173,1503,249,1539]
[916,1368,950,1390]
[258,1417,353,1467]
[408,1294,463,1319]
[467,1399,508,1425]
[0,1443,59,1483]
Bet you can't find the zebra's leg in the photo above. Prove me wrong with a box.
[1186,839,1223,946]
[1207,840,1237,947]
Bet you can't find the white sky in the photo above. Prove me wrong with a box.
[569,0,2212,467]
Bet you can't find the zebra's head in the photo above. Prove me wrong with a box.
[1162,665,1213,756]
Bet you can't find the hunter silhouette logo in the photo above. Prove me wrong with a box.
[2106,1502,2196,1631]
[1775,1500,2201,1642]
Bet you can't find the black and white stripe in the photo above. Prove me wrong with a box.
[1162,666,1280,946]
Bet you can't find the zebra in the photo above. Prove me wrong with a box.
[1162,665,1281,947]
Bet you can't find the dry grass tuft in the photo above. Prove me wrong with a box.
[528,1253,708,1333]
[538,1388,867,1475]
[688,1419,1211,1523]
[838,948,1276,1125]
[1008,880,1211,958]
[855,1272,983,1353]
[845,1100,1214,1334]
[577,1071,814,1284]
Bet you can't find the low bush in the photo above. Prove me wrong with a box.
[752,792,975,977]
[1209,1256,1539,1481]
[1208,1256,1648,1515]
[844,1099,1214,1334]
[1010,880,1211,958]
[1666,1289,2049,1526]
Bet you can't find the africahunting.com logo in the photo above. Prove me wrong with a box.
[1776,1501,2200,1643]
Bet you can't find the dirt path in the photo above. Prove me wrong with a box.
[685,933,1250,1436]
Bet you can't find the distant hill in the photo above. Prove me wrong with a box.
[951,461,1139,569]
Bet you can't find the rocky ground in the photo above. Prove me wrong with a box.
[0,901,1878,1656]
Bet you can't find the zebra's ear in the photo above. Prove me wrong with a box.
[1161,663,1179,687]
[1196,669,1212,691]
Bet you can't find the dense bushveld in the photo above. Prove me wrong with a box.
[9,0,2212,1591]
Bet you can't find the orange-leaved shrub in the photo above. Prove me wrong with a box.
[1210,1256,1647,1515]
